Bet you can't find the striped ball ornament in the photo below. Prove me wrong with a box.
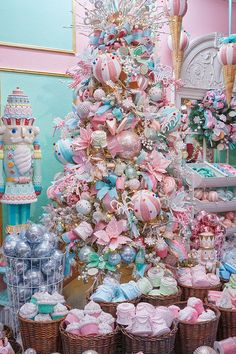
[92,53,122,84]
[132,190,161,222]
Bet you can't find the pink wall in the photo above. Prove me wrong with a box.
[0,0,236,75]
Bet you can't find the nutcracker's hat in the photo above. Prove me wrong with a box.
[1,87,35,126]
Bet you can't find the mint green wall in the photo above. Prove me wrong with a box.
[0,0,73,51]
[0,72,72,227]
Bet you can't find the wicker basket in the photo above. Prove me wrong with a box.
[19,313,66,354]
[141,287,182,307]
[60,322,118,354]
[120,320,178,354]
[174,302,220,354]
[92,297,141,318]
[217,307,236,340]
[180,283,222,301]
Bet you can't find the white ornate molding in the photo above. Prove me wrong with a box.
[176,32,236,107]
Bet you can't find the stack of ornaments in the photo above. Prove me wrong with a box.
[3,223,64,308]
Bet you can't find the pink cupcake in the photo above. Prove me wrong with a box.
[79,315,99,336]
[187,297,204,315]
[168,305,180,318]
[178,307,198,324]
[84,301,102,318]
[66,323,81,335]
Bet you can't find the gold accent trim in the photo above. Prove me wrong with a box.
[0,67,70,77]
[0,0,76,55]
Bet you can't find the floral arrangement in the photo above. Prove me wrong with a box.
[41,0,191,281]
[188,89,236,150]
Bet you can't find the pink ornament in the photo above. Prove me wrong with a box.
[117,130,141,160]
[137,75,149,91]
[163,176,176,195]
[208,191,219,202]
[165,0,188,17]
[127,178,141,190]
[225,211,234,220]
[194,189,203,200]
[132,190,161,222]
[167,30,189,51]
[92,53,122,84]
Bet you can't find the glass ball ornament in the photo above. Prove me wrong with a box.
[82,351,99,354]
[7,272,22,286]
[41,259,57,276]
[10,283,32,302]
[32,240,54,258]
[51,249,64,264]
[42,232,57,246]
[15,240,31,258]
[125,165,137,179]
[121,246,136,264]
[46,271,63,284]
[78,246,94,263]
[3,235,18,257]
[108,253,121,266]
[23,269,44,287]
[117,131,141,160]
[25,224,44,244]
[11,259,29,275]
[193,347,217,354]
[76,200,92,215]
[93,88,106,101]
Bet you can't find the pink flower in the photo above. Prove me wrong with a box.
[140,150,171,182]
[72,128,92,151]
[94,217,130,250]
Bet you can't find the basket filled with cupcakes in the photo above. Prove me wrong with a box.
[89,276,141,318]
[208,274,236,340]
[18,291,69,354]
[173,298,220,354]
[140,266,182,306]
[59,300,118,354]
[118,301,178,354]
[177,265,221,301]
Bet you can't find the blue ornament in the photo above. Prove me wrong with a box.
[3,234,20,257]
[32,240,54,258]
[23,269,44,287]
[108,253,121,266]
[25,224,44,244]
[41,259,57,276]
[54,138,75,165]
[42,232,57,246]
[78,246,94,263]
[15,240,31,258]
[121,246,136,264]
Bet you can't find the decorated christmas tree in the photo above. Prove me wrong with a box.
[42,0,191,281]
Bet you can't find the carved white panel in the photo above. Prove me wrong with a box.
[176,32,236,107]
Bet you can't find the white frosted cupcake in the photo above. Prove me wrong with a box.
[35,314,52,321]
[97,312,115,328]
[66,322,81,335]
[52,303,69,320]
[69,309,85,320]
[37,293,57,314]
[19,303,38,320]
[51,291,66,304]
[84,301,102,318]
[98,323,113,335]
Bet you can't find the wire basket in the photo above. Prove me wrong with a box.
[4,253,65,333]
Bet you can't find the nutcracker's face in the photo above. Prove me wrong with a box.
[0,125,39,144]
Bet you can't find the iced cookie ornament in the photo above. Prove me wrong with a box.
[0,88,42,233]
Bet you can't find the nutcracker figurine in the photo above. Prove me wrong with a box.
[0,88,42,234]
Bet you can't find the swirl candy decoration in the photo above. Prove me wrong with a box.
[218,42,236,106]
[165,0,188,58]
[54,138,75,165]
[92,53,122,84]
[158,106,181,133]
[168,30,189,79]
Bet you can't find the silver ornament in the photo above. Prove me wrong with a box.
[3,235,18,257]
[41,259,57,276]
[9,283,32,302]
[24,349,37,354]
[25,224,44,244]
[46,271,63,284]
[193,347,217,354]
[32,240,54,258]
[78,246,94,263]
[125,165,137,179]
[15,240,31,258]
[76,200,92,215]
[11,259,29,275]
[23,269,44,287]
[82,351,98,354]
[7,272,22,286]
[42,232,57,246]
[51,249,64,264]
